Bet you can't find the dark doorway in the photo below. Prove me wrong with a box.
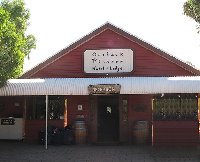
[98,96,119,142]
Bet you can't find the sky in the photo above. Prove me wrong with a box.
[23,0,200,72]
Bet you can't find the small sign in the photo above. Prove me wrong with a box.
[88,84,121,94]
[78,105,83,111]
[1,118,15,125]
[84,49,133,74]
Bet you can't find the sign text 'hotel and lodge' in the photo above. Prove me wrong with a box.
[84,49,133,74]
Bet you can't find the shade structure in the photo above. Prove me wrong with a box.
[0,76,200,96]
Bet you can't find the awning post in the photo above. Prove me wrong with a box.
[45,95,48,150]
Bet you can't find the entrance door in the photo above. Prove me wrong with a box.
[98,96,119,142]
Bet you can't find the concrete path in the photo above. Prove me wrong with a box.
[0,141,199,162]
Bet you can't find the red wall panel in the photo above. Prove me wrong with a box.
[25,120,64,143]
[128,95,153,143]
[153,121,199,146]
[0,96,24,118]
[29,29,193,78]
[65,96,89,127]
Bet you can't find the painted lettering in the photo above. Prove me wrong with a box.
[84,49,133,73]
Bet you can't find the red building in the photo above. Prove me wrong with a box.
[0,22,200,146]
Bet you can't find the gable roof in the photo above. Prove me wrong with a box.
[20,22,200,78]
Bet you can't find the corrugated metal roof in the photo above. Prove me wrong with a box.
[0,77,200,96]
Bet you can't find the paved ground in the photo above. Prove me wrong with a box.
[0,141,199,162]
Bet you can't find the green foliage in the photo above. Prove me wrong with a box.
[184,0,200,33]
[0,0,36,86]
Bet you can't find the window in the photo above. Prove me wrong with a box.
[153,94,198,120]
[27,96,64,120]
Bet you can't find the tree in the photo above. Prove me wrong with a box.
[0,0,35,86]
[183,0,200,33]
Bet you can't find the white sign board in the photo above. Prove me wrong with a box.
[84,49,133,73]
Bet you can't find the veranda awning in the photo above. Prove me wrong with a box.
[0,77,200,96]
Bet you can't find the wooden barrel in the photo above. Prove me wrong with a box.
[133,121,149,144]
[74,120,86,144]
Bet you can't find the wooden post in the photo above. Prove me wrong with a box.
[45,95,48,150]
